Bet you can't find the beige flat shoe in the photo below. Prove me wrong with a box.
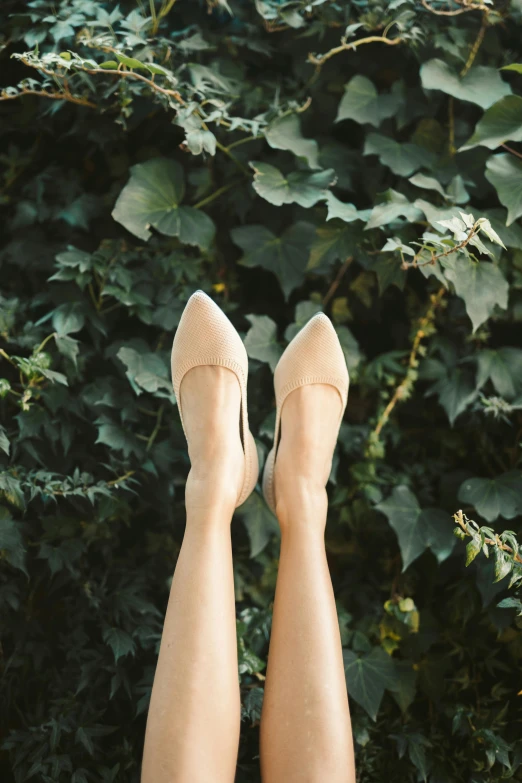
[171,290,259,508]
[262,313,349,515]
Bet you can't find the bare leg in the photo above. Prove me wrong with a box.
[260,385,356,783]
[142,366,244,783]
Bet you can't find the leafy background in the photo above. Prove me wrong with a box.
[1,0,522,781]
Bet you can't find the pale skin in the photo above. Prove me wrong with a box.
[141,366,356,783]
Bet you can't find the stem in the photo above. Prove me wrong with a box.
[192,180,239,210]
[0,87,97,109]
[322,257,354,307]
[421,0,489,16]
[226,135,259,151]
[502,144,522,160]
[35,333,56,355]
[147,405,165,451]
[107,470,136,486]
[448,96,455,156]
[460,12,489,77]
[214,140,250,176]
[308,34,402,68]
[369,286,446,442]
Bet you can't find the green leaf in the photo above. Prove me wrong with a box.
[112,158,215,248]
[52,302,85,335]
[458,472,522,522]
[265,113,319,169]
[284,300,323,341]
[408,173,446,198]
[485,153,522,226]
[460,95,522,150]
[477,347,522,400]
[388,661,417,713]
[343,647,396,721]
[0,506,27,575]
[55,334,79,367]
[376,486,455,571]
[324,192,370,223]
[420,60,511,110]
[95,421,142,458]
[466,535,482,566]
[117,347,172,397]
[501,63,522,74]
[249,161,335,207]
[366,254,407,294]
[308,222,362,272]
[429,367,477,425]
[336,75,401,127]
[364,133,429,176]
[114,52,148,70]
[237,490,279,557]
[232,222,316,299]
[102,627,136,662]
[336,326,362,374]
[244,315,283,372]
[0,425,10,456]
[443,256,509,332]
[365,190,423,231]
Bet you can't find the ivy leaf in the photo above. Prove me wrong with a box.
[343,647,397,721]
[336,326,362,374]
[364,133,429,176]
[420,60,511,110]
[477,347,522,400]
[117,346,172,397]
[102,627,136,662]
[460,95,522,150]
[442,256,509,332]
[265,113,319,168]
[284,300,323,341]
[112,158,215,248]
[366,255,407,294]
[429,367,477,425]
[52,302,85,335]
[485,153,522,226]
[0,506,27,575]
[249,161,335,207]
[388,661,417,714]
[324,192,370,223]
[232,222,316,299]
[458,472,522,522]
[55,334,80,367]
[336,75,402,127]
[308,222,362,272]
[376,486,455,571]
[95,420,143,458]
[244,315,283,372]
[237,490,279,557]
[365,190,423,230]
[0,425,10,456]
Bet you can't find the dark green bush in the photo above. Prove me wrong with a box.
[1,1,522,781]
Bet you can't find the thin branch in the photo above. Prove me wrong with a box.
[192,179,240,210]
[369,286,446,442]
[420,0,489,16]
[401,222,480,270]
[322,257,354,307]
[460,11,489,76]
[502,143,522,160]
[0,86,97,108]
[454,510,522,564]
[308,34,402,68]
[18,56,185,105]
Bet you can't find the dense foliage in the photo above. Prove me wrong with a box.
[1,0,522,780]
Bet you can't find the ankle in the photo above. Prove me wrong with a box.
[274,479,328,535]
[185,464,241,516]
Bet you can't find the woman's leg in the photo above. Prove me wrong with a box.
[259,385,356,783]
[142,366,245,783]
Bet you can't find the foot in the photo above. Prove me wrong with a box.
[180,366,245,517]
[273,384,342,533]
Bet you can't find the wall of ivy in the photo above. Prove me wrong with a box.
[1,1,522,781]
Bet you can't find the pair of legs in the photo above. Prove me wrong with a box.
[141,366,356,782]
